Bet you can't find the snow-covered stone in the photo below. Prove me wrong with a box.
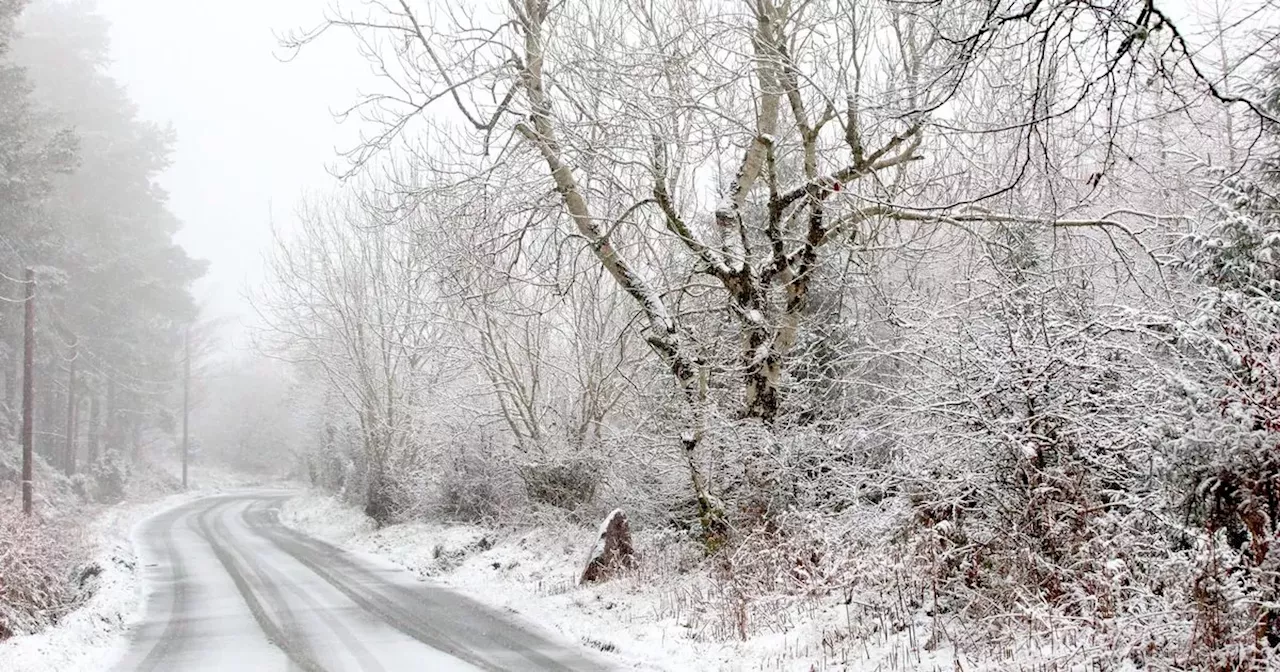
[578,508,635,585]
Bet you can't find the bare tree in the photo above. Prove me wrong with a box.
[282,1,1280,548]
[255,188,448,522]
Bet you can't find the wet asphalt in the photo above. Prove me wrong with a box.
[112,492,606,671]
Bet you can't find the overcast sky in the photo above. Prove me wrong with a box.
[95,0,371,350]
[84,0,1251,356]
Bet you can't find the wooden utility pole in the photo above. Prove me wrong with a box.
[64,336,77,476]
[87,386,99,465]
[21,268,35,515]
[182,325,190,489]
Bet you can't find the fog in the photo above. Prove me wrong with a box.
[5,0,1280,669]
[97,0,371,349]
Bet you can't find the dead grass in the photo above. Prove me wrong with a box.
[0,501,90,640]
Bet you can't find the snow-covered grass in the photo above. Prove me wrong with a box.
[280,493,1015,671]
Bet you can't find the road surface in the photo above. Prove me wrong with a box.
[112,492,606,671]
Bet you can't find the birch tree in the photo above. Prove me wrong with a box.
[285,0,1276,544]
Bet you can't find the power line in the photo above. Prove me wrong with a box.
[3,256,186,408]
[33,300,178,392]
[0,250,31,296]
[74,353,175,397]
[40,301,179,390]
[78,347,178,389]
[0,236,27,267]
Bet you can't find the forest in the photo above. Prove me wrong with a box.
[6,0,1280,669]
[0,0,201,500]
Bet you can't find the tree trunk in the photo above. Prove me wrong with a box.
[741,253,815,424]
[743,323,782,423]
[105,376,118,456]
[40,370,57,462]
[4,348,15,439]
[87,385,100,465]
[129,410,141,461]
[671,355,728,550]
[4,300,17,439]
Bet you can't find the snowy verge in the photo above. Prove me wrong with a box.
[281,492,714,671]
[280,493,984,671]
[0,491,193,672]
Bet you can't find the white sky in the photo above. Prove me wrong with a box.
[94,0,372,351]
[85,0,1264,356]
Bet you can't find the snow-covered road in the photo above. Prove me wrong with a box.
[112,492,605,671]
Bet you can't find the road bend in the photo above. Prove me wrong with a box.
[112,492,606,672]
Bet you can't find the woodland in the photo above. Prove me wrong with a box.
[6,0,1280,668]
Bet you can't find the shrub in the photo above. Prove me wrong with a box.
[0,507,88,640]
[90,450,128,504]
[440,452,501,522]
[363,467,412,527]
[518,457,599,511]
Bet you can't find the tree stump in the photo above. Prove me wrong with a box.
[579,508,635,584]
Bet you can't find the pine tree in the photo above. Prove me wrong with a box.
[0,0,77,439]
[6,2,204,462]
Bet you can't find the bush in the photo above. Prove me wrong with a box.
[363,467,410,527]
[90,450,128,504]
[440,451,502,522]
[518,457,599,511]
[887,225,1183,660]
[0,506,88,640]
[306,448,348,493]
[1171,297,1280,667]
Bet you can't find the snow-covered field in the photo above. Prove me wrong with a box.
[280,493,981,671]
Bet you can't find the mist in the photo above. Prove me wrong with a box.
[4,0,1280,670]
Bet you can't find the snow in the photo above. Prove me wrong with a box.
[282,493,706,670]
[112,493,519,671]
[7,485,1135,671]
[0,491,196,672]
[0,465,291,672]
[279,492,1021,672]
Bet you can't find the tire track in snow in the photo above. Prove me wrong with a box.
[116,492,603,671]
[244,500,585,672]
[130,503,196,672]
[233,499,385,672]
[194,499,326,672]
[241,506,483,668]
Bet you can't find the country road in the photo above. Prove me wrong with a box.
[111,492,607,672]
